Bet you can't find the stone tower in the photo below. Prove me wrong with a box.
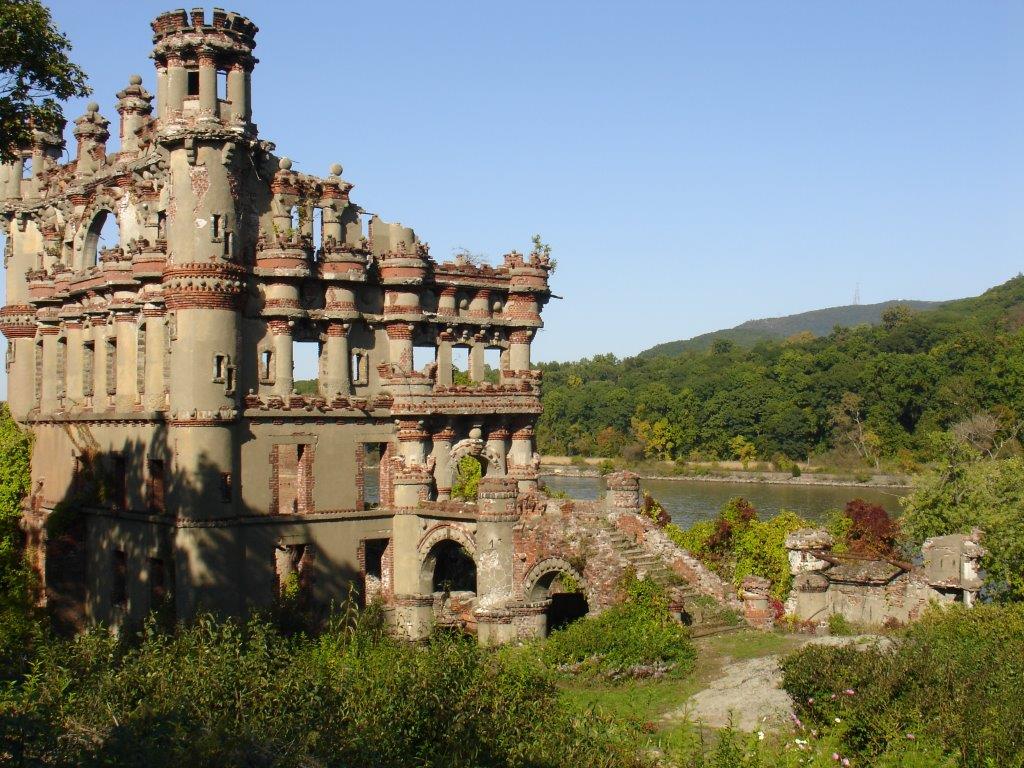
[0,9,557,637]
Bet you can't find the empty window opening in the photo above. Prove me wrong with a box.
[361,442,387,508]
[111,455,127,510]
[156,211,167,241]
[224,365,236,395]
[216,69,227,101]
[451,346,470,385]
[21,156,32,180]
[149,557,168,609]
[289,205,300,234]
[292,340,320,395]
[220,472,232,502]
[57,338,67,399]
[112,550,128,608]
[146,459,165,514]
[213,353,227,382]
[211,214,221,239]
[83,342,94,397]
[273,443,313,515]
[362,538,390,605]
[275,543,315,600]
[83,210,120,268]
[413,345,436,375]
[34,340,41,403]
[429,540,476,594]
[259,349,274,383]
[351,351,367,386]
[105,337,117,395]
[223,231,233,258]
[484,347,502,383]
[312,207,323,254]
[187,70,200,96]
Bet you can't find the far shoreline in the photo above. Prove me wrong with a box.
[540,464,913,490]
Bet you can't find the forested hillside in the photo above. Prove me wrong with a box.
[640,299,940,357]
[538,275,1024,465]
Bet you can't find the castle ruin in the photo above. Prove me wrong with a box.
[0,9,737,641]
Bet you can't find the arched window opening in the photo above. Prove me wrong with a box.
[430,540,476,594]
[83,210,120,268]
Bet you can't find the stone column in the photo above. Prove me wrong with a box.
[92,324,109,409]
[165,56,186,116]
[509,329,532,372]
[387,323,413,373]
[143,308,166,410]
[509,424,538,494]
[470,343,485,382]
[741,575,775,631]
[269,320,293,397]
[114,311,137,410]
[474,476,520,645]
[226,63,248,123]
[430,425,455,500]
[393,420,430,507]
[324,321,350,397]
[485,425,509,475]
[155,64,168,121]
[391,512,433,640]
[198,52,217,115]
[436,331,453,386]
[604,471,642,512]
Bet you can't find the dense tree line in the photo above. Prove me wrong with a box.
[538,276,1024,465]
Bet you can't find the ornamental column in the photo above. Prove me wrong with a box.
[509,423,539,494]
[198,52,217,115]
[38,325,60,413]
[143,307,167,410]
[509,329,532,372]
[485,425,510,475]
[268,319,293,398]
[323,321,350,397]
[114,310,138,410]
[430,424,455,500]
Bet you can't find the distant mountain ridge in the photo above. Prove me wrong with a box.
[639,299,943,358]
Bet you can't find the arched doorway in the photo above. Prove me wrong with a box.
[525,559,590,634]
[427,539,477,593]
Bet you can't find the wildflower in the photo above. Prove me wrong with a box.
[807,697,814,704]
[832,754,840,762]
[757,730,765,741]
[906,733,916,740]
[843,688,855,696]
[842,760,850,767]
[834,717,842,723]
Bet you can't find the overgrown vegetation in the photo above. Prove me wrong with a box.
[781,603,1024,767]
[540,576,695,679]
[0,605,651,768]
[0,403,35,677]
[451,455,483,501]
[538,275,1024,467]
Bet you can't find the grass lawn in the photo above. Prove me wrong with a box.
[558,628,807,748]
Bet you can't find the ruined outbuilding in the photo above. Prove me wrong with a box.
[783,528,985,627]
[0,9,732,641]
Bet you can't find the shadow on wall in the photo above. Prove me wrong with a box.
[40,427,360,636]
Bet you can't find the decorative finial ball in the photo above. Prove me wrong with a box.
[86,101,99,113]
[129,74,143,85]
[278,157,292,171]
[329,163,343,176]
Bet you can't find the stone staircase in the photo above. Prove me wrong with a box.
[604,525,742,637]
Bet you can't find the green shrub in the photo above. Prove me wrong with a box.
[597,459,616,475]
[781,603,1024,767]
[542,577,695,679]
[827,612,853,636]
[0,608,653,768]
[451,455,482,501]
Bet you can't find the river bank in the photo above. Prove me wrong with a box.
[541,462,913,489]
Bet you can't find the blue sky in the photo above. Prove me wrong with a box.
[4,1,1023,383]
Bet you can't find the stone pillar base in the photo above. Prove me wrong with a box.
[393,594,434,640]
[475,609,516,646]
[511,602,548,640]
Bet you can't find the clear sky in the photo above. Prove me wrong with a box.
[3,1,1023,385]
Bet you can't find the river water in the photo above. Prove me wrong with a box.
[540,474,908,529]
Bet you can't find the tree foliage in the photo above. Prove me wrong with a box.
[451,455,482,501]
[537,276,1024,465]
[0,0,90,161]
[0,403,35,675]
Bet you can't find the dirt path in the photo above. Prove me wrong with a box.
[664,635,884,732]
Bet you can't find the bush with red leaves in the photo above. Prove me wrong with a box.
[843,498,901,557]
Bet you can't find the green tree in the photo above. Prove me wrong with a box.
[0,403,35,671]
[0,0,90,161]
[728,435,757,467]
[901,435,1024,602]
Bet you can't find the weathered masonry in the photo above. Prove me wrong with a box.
[1,9,734,641]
